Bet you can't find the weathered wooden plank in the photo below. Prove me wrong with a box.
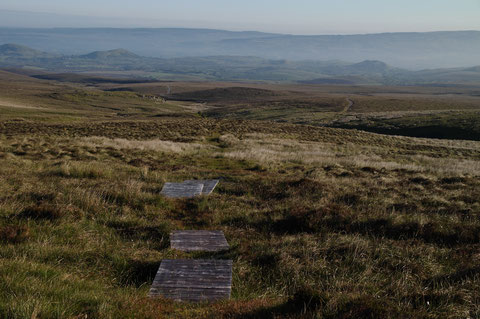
[149,288,230,302]
[153,272,232,279]
[184,179,219,195]
[153,270,232,276]
[170,230,229,252]
[160,182,204,198]
[160,179,219,198]
[173,230,224,236]
[158,260,232,266]
[149,259,232,302]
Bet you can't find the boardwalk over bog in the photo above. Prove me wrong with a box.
[184,179,219,195]
[171,230,229,252]
[160,182,203,198]
[149,259,232,302]
[160,179,220,198]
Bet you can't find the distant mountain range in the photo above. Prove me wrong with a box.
[0,28,479,69]
[2,43,480,85]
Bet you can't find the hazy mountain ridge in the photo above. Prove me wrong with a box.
[0,43,59,59]
[0,28,479,69]
[1,44,480,85]
[79,49,140,59]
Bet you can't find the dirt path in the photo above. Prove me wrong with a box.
[0,98,44,109]
[342,98,354,113]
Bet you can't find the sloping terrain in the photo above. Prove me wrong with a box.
[0,73,479,318]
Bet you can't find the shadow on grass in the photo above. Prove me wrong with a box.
[169,197,214,228]
[423,266,480,288]
[116,259,161,288]
[18,203,65,221]
[251,205,480,247]
[107,220,170,250]
[0,224,30,243]
[228,289,409,319]
[402,292,466,310]
[227,287,327,319]
[191,247,239,260]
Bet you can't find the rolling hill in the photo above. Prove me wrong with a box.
[0,43,59,61]
[0,28,479,69]
[79,49,140,59]
[1,44,480,85]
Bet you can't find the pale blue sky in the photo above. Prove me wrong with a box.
[1,0,480,34]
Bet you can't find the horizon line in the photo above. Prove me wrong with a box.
[0,25,479,37]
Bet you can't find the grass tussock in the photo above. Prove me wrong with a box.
[220,133,480,175]
[19,203,65,221]
[80,136,212,154]
[0,225,30,243]
[50,161,111,179]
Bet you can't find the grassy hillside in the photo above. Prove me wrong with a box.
[150,82,480,141]
[0,73,479,318]
[0,43,58,60]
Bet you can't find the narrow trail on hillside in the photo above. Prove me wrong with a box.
[0,98,44,109]
[342,98,354,113]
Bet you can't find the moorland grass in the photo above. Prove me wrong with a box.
[0,121,479,318]
[0,73,479,318]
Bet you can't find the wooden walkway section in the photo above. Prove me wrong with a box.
[160,179,220,198]
[171,230,229,252]
[149,259,232,302]
[153,179,229,302]
[184,179,220,195]
[160,182,204,198]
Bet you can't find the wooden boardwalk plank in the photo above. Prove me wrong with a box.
[184,179,220,195]
[160,182,204,198]
[160,179,219,198]
[149,259,232,302]
[171,230,229,252]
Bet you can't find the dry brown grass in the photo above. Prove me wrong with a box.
[220,133,480,175]
[79,136,213,154]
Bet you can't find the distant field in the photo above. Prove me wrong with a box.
[3,68,479,140]
[130,80,480,141]
[0,70,479,318]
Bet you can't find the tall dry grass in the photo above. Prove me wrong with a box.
[219,133,480,175]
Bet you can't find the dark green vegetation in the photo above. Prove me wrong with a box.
[0,70,479,318]
[3,43,480,84]
[331,111,480,141]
